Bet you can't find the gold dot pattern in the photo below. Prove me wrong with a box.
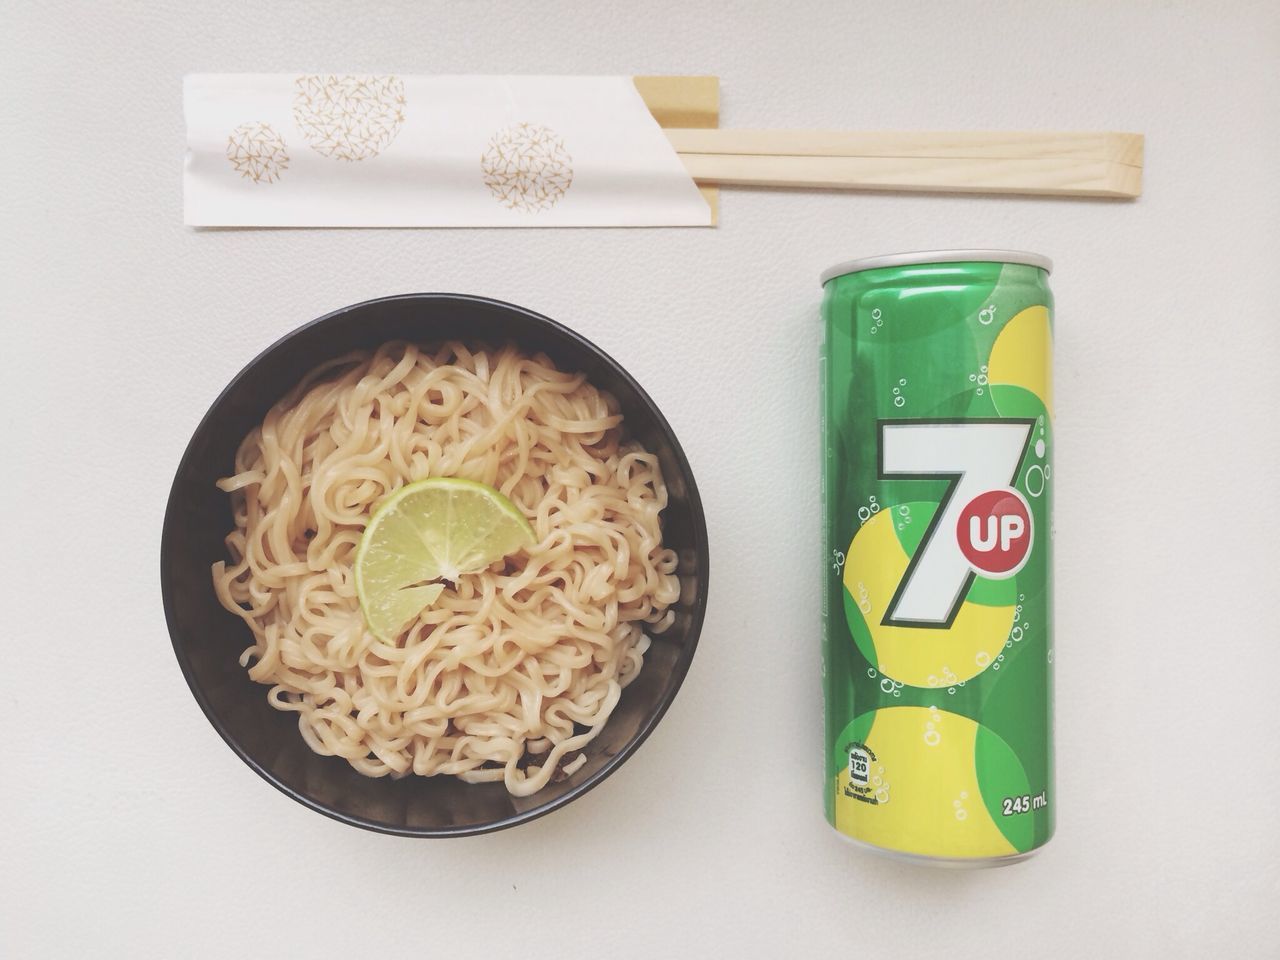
[292,74,406,161]
[226,122,289,184]
[481,122,574,212]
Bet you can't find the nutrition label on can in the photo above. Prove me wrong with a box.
[848,746,870,785]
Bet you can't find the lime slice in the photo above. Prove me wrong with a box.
[354,478,536,641]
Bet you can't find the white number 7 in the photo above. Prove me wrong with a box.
[879,419,1034,628]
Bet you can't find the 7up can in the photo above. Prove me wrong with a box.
[821,250,1054,865]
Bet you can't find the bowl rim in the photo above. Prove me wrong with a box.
[160,292,709,837]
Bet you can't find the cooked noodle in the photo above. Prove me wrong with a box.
[211,341,680,796]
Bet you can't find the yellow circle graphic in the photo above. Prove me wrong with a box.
[833,706,1016,859]
[988,304,1054,417]
[843,509,1014,687]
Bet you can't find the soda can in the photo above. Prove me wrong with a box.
[820,250,1055,865]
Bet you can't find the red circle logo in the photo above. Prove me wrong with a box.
[956,488,1033,577]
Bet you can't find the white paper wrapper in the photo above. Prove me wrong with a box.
[184,74,712,227]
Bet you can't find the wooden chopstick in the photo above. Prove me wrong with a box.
[666,129,1144,198]
[666,129,1143,164]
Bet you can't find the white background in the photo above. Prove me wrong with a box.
[2,2,1277,957]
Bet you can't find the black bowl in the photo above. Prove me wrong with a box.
[161,293,708,836]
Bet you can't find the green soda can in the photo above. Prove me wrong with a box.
[820,250,1054,865]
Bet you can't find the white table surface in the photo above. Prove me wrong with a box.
[4,2,1278,957]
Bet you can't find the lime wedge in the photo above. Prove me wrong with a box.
[354,477,536,641]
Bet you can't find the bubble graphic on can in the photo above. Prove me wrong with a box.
[821,251,1055,864]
